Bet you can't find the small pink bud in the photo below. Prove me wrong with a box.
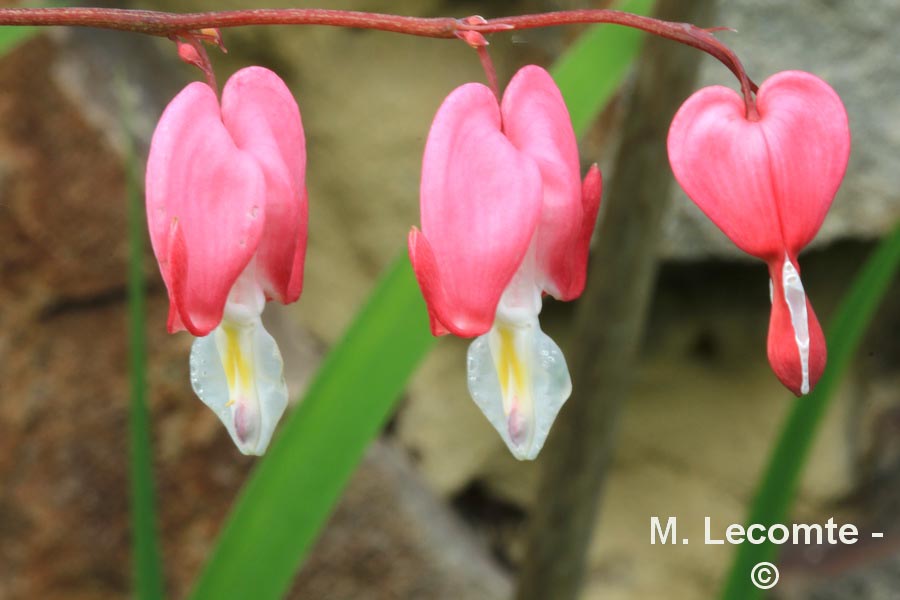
[175,40,203,69]
[455,30,489,48]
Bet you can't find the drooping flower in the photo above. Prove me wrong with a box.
[409,65,602,460]
[667,70,850,395]
[146,66,308,455]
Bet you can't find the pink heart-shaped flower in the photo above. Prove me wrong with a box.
[668,70,850,395]
[410,65,601,338]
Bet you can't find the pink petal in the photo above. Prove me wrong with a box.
[755,71,851,253]
[146,82,266,336]
[221,66,308,304]
[407,228,454,337]
[667,86,784,260]
[166,218,206,334]
[501,66,584,298]
[767,258,827,396]
[558,164,602,301]
[668,71,850,260]
[416,82,542,337]
[164,219,188,333]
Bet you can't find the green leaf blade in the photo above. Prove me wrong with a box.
[721,224,900,600]
[123,88,165,600]
[190,257,436,600]
[553,0,656,133]
[0,26,38,56]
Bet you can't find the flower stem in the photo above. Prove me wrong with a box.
[172,35,218,93]
[476,46,500,100]
[0,7,757,113]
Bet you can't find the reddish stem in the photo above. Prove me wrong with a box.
[476,45,500,101]
[484,11,758,114]
[454,16,499,99]
[0,6,759,116]
[173,35,218,92]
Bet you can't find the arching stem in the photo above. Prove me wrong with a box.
[0,7,758,113]
[454,16,500,100]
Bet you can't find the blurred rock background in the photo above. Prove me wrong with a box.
[0,0,897,599]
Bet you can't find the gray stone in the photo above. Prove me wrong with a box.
[661,0,900,259]
[294,440,512,600]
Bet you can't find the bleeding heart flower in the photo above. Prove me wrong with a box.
[409,65,602,460]
[146,66,308,454]
[668,70,850,396]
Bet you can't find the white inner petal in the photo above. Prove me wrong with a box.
[782,256,810,395]
[466,242,572,460]
[189,262,288,455]
[222,258,266,323]
[494,242,542,323]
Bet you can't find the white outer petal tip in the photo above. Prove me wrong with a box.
[190,314,289,455]
[466,317,571,460]
[782,257,811,395]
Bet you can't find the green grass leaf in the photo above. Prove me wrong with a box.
[189,256,436,599]
[0,26,38,55]
[554,0,656,133]
[721,223,900,600]
[123,88,166,599]
[189,7,650,597]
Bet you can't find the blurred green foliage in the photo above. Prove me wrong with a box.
[554,0,656,132]
[0,26,37,55]
[0,1,74,53]
[123,84,165,600]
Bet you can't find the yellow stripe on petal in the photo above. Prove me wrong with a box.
[495,324,527,409]
[222,323,254,398]
[468,315,572,461]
